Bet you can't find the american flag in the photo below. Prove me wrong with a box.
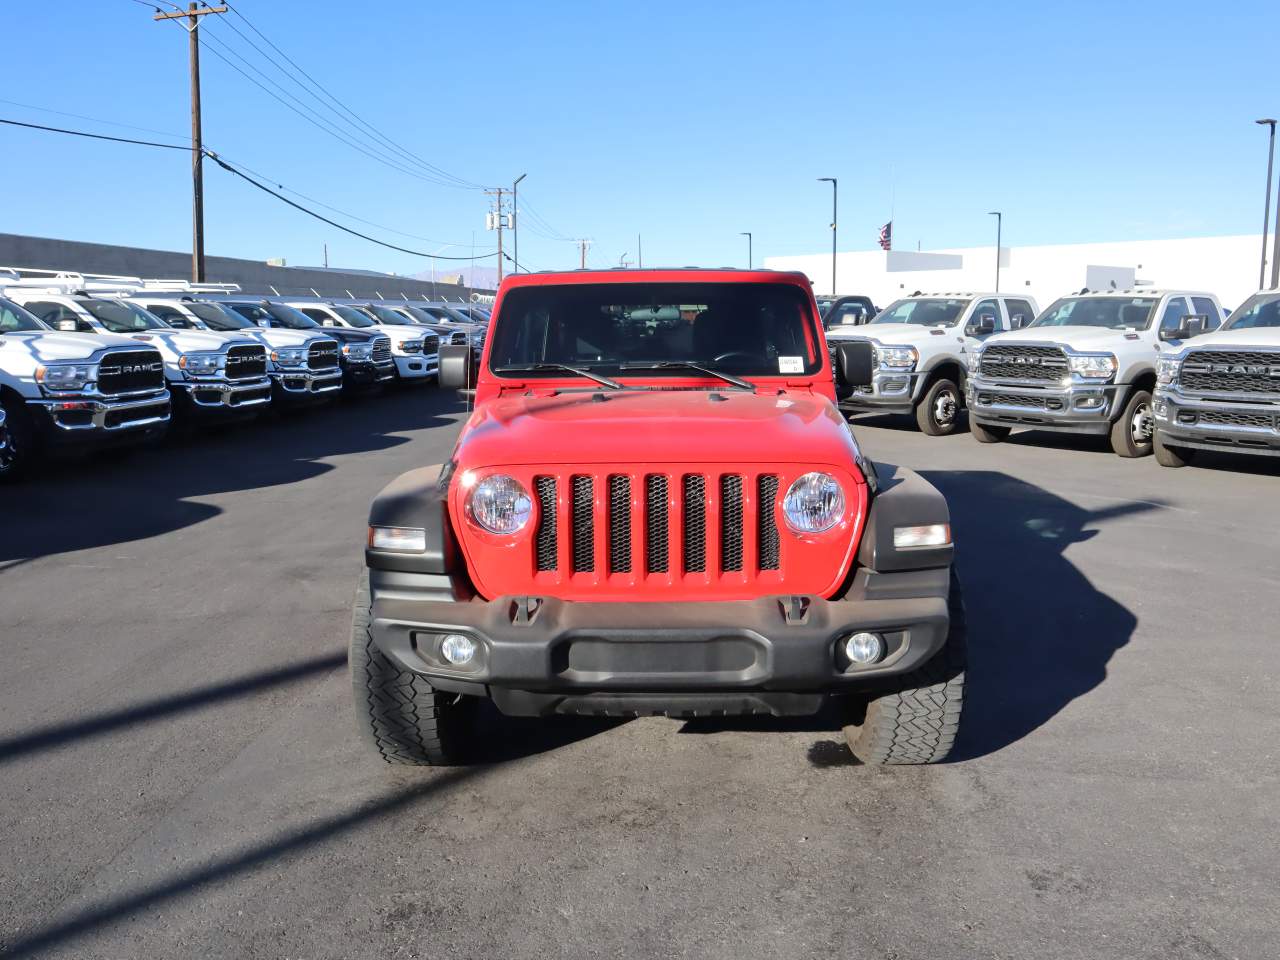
[878,221,892,251]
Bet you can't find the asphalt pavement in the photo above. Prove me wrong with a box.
[1,389,1277,959]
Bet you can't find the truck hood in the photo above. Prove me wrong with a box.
[984,326,1149,352]
[0,330,155,363]
[240,328,326,348]
[123,329,248,354]
[833,323,965,347]
[1173,327,1280,351]
[457,389,861,469]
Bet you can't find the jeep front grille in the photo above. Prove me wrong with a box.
[225,344,268,380]
[979,344,1069,382]
[97,350,165,395]
[1180,350,1280,395]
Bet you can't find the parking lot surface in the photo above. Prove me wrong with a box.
[2,390,1277,959]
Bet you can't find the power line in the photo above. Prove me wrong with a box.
[0,117,190,151]
[0,98,189,143]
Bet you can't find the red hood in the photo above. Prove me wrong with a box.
[455,389,861,470]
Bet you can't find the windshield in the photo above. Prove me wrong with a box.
[1031,297,1157,330]
[333,305,376,327]
[488,281,820,380]
[229,302,319,330]
[78,298,167,333]
[188,301,252,330]
[871,298,970,327]
[0,297,48,333]
[1221,293,1280,330]
[399,305,440,325]
[363,305,416,326]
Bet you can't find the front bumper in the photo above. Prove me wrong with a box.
[967,376,1122,434]
[28,391,171,442]
[839,367,924,413]
[270,367,344,401]
[173,376,273,415]
[343,358,396,388]
[393,354,439,381]
[367,567,950,716]
[1154,386,1280,457]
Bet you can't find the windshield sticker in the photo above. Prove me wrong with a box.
[778,356,804,374]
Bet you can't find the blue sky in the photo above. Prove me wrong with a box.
[1,0,1277,277]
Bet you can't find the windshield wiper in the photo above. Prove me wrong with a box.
[495,362,623,390]
[619,360,755,391]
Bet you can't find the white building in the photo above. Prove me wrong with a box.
[765,234,1269,313]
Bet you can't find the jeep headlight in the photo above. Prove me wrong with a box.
[1069,353,1117,381]
[878,345,918,370]
[782,472,845,534]
[1157,356,1180,384]
[178,352,221,378]
[271,346,308,367]
[35,362,96,392]
[466,474,533,535]
[342,343,373,362]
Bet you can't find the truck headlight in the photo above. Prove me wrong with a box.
[398,339,424,354]
[1068,354,1117,381]
[343,343,373,362]
[1157,356,1180,384]
[271,346,308,367]
[35,362,96,392]
[467,474,533,535]
[966,349,983,374]
[782,472,845,534]
[178,352,222,377]
[878,345,918,370]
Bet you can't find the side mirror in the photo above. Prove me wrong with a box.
[965,315,996,337]
[438,342,474,391]
[1161,314,1207,342]
[835,340,875,389]
[1010,313,1027,329]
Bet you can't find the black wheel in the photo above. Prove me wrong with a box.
[842,571,967,765]
[1154,431,1195,468]
[1110,389,1154,457]
[0,394,35,481]
[915,378,961,436]
[970,419,1011,444]
[349,570,476,765]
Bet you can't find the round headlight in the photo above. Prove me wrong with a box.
[782,472,844,534]
[467,474,533,535]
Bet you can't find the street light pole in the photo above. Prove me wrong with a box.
[988,211,1003,292]
[1256,120,1276,290]
[512,173,526,274]
[818,178,837,294]
[740,231,753,269]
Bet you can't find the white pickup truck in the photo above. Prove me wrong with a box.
[1153,289,1280,466]
[0,293,170,478]
[284,301,438,383]
[827,291,1039,434]
[967,289,1223,457]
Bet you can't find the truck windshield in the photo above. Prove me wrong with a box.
[1031,297,1157,330]
[488,282,820,379]
[0,297,47,333]
[188,302,254,331]
[78,298,168,332]
[871,298,969,327]
[362,305,417,326]
[333,306,376,327]
[229,302,320,330]
[398,305,440,325]
[1221,293,1280,330]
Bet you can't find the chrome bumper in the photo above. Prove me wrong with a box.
[272,368,344,395]
[30,390,172,433]
[175,376,274,410]
[967,377,1122,434]
[1154,386,1280,456]
[840,369,923,412]
[394,354,440,380]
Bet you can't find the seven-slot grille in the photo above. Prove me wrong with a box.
[371,336,392,364]
[1180,350,1280,395]
[224,344,268,379]
[531,470,784,580]
[307,340,340,370]
[979,344,1069,382]
[96,350,165,395]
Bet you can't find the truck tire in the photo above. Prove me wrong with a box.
[969,419,1011,444]
[915,378,961,436]
[1154,431,1195,468]
[0,394,34,481]
[1110,389,1154,457]
[842,571,967,765]
[349,570,475,765]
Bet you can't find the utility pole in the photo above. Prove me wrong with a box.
[1256,120,1276,289]
[153,3,226,283]
[485,188,507,283]
[740,231,753,269]
[818,178,837,295]
[323,243,328,269]
[512,173,526,273]
[637,234,643,268]
[576,239,591,269]
[988,211,1003,292]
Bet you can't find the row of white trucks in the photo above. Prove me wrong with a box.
[824,286,1280,468]
[0,268,488,479]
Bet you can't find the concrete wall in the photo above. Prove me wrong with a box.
[766,234,1269,313]
[0,232,493,302]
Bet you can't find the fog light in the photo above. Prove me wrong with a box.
[440,634,477,665]
[844,632,884,665]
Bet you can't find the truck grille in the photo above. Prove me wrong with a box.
[371,337,392,364]
[977,392,1049,409]
[421,334,440,356]
[450,331,468,345]
[1180,350,1280,395]
[308,340,340,370]
[97,350,165,395]
[225,344,267,379]
[1197,410,1276,429]
[979,344,1069,382]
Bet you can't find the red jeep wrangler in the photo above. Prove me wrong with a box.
[352,269,966,765]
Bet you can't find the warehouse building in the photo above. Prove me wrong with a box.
[765,234,1268,313]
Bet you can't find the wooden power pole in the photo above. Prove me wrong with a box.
[154,3,226,282]
[485,188,507,284]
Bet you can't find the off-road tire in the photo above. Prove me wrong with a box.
[842,571,967,764]
[1110,388,1154,458]
[349,570,474,765]
[970,419,1011,444]
[1153,431,1195,468]
[915,378,962,436]
[0,394,35,481]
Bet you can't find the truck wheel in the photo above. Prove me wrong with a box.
[915,378,961,436]
[970,419,1011,444]
[1110,389,1154,457]
[1154,431,1195,468]
[842,571,967,765]
[349,570,475,765]
[0,395,34,481]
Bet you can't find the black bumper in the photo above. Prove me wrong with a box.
[343,360,396,389]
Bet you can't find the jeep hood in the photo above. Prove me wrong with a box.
[986,327,1148,352]
[0,330,154,363]
[457,390,862,469]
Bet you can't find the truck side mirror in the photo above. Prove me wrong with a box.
[1161,314,1207,342]
[835,340,875,389]
[1010,313,1027,329]
[438,342,474,391]
[965,315,996,337]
